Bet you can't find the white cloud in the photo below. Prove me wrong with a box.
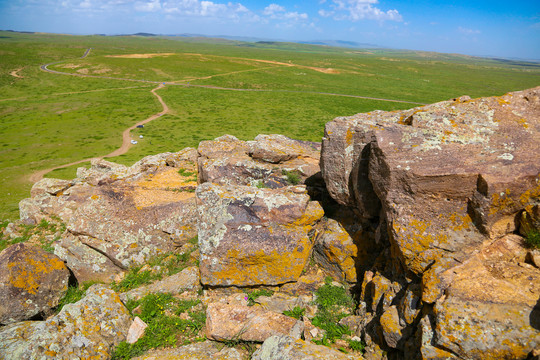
[263,3,285,16]
[262,3,308,23]
[135,0,161,12]
[322,0,402,22]
[458,26,480,35]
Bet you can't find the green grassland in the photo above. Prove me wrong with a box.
[1,31,539,220]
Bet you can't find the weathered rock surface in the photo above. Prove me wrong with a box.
[252,335,360,360]
[0,284,131,359]
[313,218,358,283]
[321,87,540,358]
[20,149,199,283]
[132,341,245,360]
[206,302,300,342]
[198,134,321,188]
[197,182,324,286]
[0,243,69,324]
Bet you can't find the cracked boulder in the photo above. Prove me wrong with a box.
[0,243,70,325]
[197,182,324,286]
[20,149,199,283]
[321,87,540,359]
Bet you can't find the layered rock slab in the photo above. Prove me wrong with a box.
[0,243,69,325]
[0,285,131,359]
[197,182,324,286]
[20,149,199,283]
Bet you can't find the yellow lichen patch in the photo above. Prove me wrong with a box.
[210,241,311,286]
[8,253,66,295]
[345,128,354,145]
[90,195,100,200]
[129,168,196,208]
[292,202,324,227]
[489,189,515,215]
[517,118,529,129]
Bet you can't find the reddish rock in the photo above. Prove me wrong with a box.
[206,302,299,342]
[0,243,70,324]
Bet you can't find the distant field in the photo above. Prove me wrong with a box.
[1,31,539,220]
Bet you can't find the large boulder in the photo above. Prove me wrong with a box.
[198,134,321,188]
[20,149,199,283]
[197,182,324,286]
[0,284,131,359]
[0,243,70,324]
[320,87,540,359]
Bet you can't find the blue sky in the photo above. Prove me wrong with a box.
[1,0,539,59]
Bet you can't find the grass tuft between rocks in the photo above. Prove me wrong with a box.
[113,293,206,360]
[525,229,540,249]
[311,277,356,346]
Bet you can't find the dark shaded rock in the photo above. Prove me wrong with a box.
[0,243,69,324]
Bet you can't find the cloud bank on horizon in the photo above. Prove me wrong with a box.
[1,0,539,59]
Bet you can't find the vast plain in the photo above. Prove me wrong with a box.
[1,31,539,220]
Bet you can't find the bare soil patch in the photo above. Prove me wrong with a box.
[9,68,24,78]
[105,53,176,59]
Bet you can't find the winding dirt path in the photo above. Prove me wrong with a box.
[29,83,168,183]
[29,47,426,184]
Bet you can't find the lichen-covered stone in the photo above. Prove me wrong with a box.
[197,182,324,286]
[380,305,405,349]
[21,150,199,284]
[0,284,131,359]
[313,218,358,282]
[252,335,360,360]
[0,243,69,324]
[322,87,540,277]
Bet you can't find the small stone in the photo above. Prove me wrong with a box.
[126,317,148,344]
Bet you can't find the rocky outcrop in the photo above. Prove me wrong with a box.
[0,243,69,324]
[197,182,324,286]
[20,149,199,283]
[321,86,540,358]
[0,284,131,359]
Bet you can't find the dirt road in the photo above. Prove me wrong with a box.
[29,83,169,183]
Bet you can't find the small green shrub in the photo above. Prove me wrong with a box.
[282,170,301,185]
[525,230,540,249]
[254,180,268,189]
[112,267,160,293]
[348,339,365,352]
[311,278,355,344]
[283,306,305,319]
[178,168,195,177]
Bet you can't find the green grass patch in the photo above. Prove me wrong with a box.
[525,230,540,249]
[311,277,355,345]
[112,293,206,359]
[283,306,305,319]
[245,288,274,306]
